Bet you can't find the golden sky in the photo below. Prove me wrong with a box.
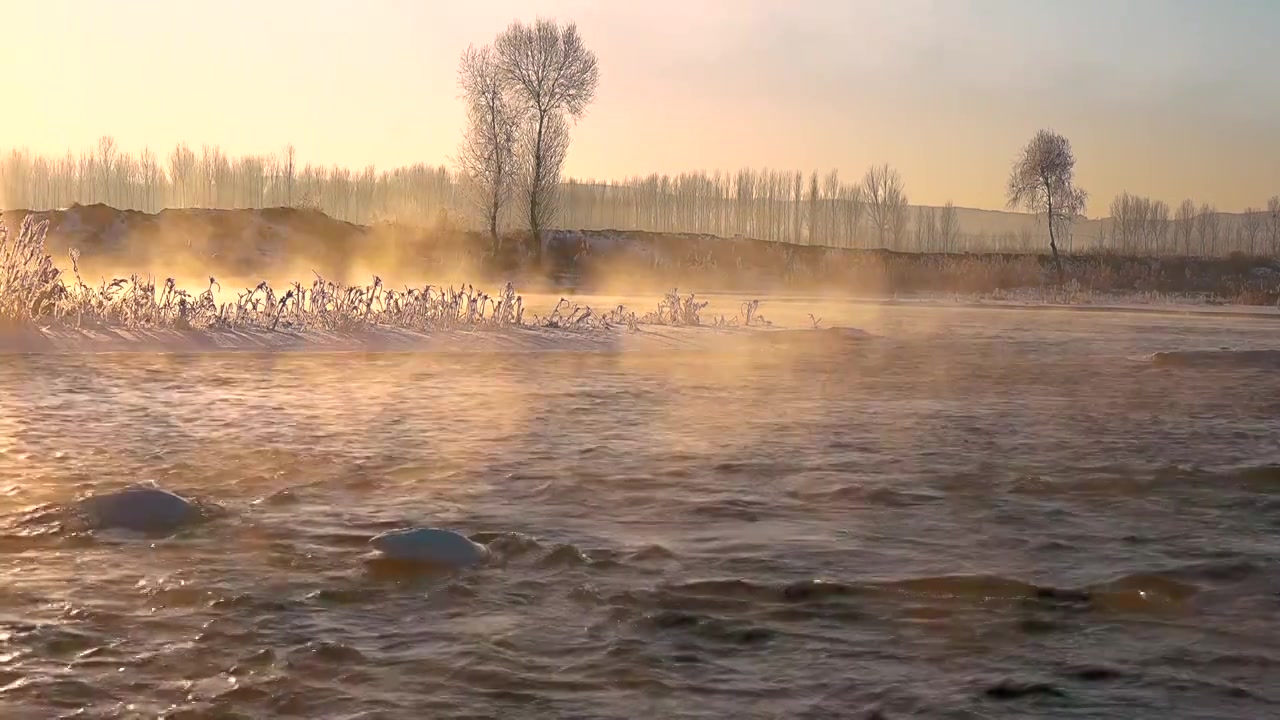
[3,0,1277,213]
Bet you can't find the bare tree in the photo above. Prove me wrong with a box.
[888,194,911,248]
[1195,204,1220,256]
[914,206,936,251]
[96,136,118,206]
[1006,129,1087,283]
[281,144,297,206]
[518,111,569,242]
[791,172,803,243]
[1110,192,1142,252]
[1174,199,1196,255]
[822,170,840,243]
[168,143,196,207]
[1268,195,1280,256]
[805,172,819,244]
[1241,207,1264,256]
[845,183,866,248]
[495,18,599,259]
[456,44,519,246]
[139,148,161,212]
[863,163,907,248]
[1147,199,1170,255]
[937,201,959,252]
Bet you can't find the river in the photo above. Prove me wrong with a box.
[1,302,1278,719]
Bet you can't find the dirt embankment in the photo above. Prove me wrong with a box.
[4,204,1278,303]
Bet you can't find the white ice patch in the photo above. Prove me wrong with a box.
[369,527,490,568]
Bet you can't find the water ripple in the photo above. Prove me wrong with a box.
[0,309,1278,717]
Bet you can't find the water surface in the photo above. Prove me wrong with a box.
[2,304,1278,719]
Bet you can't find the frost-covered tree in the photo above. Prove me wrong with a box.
[1006,129,1087,283]
[456,44,519,245]
[494,18,599,258]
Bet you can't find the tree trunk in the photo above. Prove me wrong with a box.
[529,113,546,269]
[488,202,500,254]
[1046,191,1065,285]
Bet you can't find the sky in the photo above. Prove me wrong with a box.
[2,0,1278,214]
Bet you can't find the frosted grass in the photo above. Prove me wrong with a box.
[0,217,753,334]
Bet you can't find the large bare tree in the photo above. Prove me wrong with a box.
[494,18,599,259]
[862,163,907,248]
[456,44,519,247]
[1006,129,1087,283]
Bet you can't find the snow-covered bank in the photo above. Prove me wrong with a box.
[5,204,1279,303]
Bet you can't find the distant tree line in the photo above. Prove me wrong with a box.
[0,138,457,225]
[561,165,959,251]
[1104,192,1280,257]
[5,137,1277,258]
[0,141,963,249]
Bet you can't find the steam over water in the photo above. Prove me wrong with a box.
[2,303,1279,718]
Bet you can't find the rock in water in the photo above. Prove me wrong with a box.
[78,486,199,532]
[369,527,490,569]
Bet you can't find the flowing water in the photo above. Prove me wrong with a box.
[1,302,1279,719]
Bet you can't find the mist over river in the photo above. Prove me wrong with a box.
[2,302,1279,719]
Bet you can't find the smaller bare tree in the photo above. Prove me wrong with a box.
[937,201,959,252]
[1006,129,1087,283]
[863,163,908,248]
[1240,207,1264,256]
[1174,199,1196,255]
[1268,195,1280,256]
[914,206,937,251]
[456,44,519,247]
[844,183,866,248]
[1195,204,1221,256]
[1147,199,1170,255]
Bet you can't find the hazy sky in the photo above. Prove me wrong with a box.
[3,0,1278,213]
